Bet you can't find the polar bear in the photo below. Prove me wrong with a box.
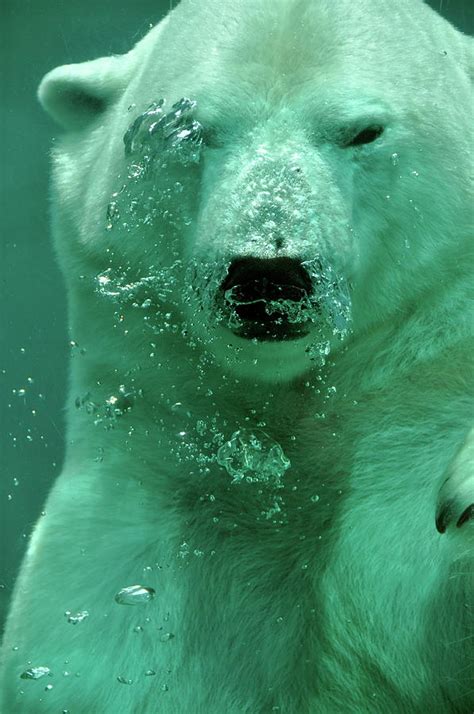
[1,0,473,711]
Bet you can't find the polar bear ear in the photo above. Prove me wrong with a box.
[38,55,128,130]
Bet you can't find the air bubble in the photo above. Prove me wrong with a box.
[159,632,175,642]
[20,666,51,680]
[114,585,156,605]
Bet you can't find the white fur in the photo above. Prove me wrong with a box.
[1,0,473,711]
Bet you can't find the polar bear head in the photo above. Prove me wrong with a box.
[38,0,473,383]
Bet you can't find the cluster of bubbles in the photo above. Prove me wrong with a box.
[216,428,291,522]
[302,257,352,366]
[216,429,290,488]
[97,98,205,340]
[95,264,181,313]
[105,97,202,234]
[123,98,203,166]
[75,385,142,428]
[160,402,292,522]
[167,401,226,472]
[64,610,89,625]
[222,282,312,333]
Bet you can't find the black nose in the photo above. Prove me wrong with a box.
[220,257,313,332]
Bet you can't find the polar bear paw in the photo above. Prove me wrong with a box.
[435,429,474,534]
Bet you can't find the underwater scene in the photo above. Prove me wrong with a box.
[1,1,473,712]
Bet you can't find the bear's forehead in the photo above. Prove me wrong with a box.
[132,0,441,106]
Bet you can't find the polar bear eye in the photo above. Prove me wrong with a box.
[201,127,223,149]
[346,125,384,147]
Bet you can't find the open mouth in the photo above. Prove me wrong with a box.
[220,257,314,341]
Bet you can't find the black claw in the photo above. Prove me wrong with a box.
[456,503,474,529]
[435,501,454,534]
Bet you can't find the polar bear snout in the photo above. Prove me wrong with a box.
[219,256,314,341]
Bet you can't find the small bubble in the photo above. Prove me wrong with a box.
[114,585,156,605]
[20,666,51,680]
[117,676,133,685]
[159,632,175,642]
[171,402,192,418]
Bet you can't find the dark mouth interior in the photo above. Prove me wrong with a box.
[220,257,313,341]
